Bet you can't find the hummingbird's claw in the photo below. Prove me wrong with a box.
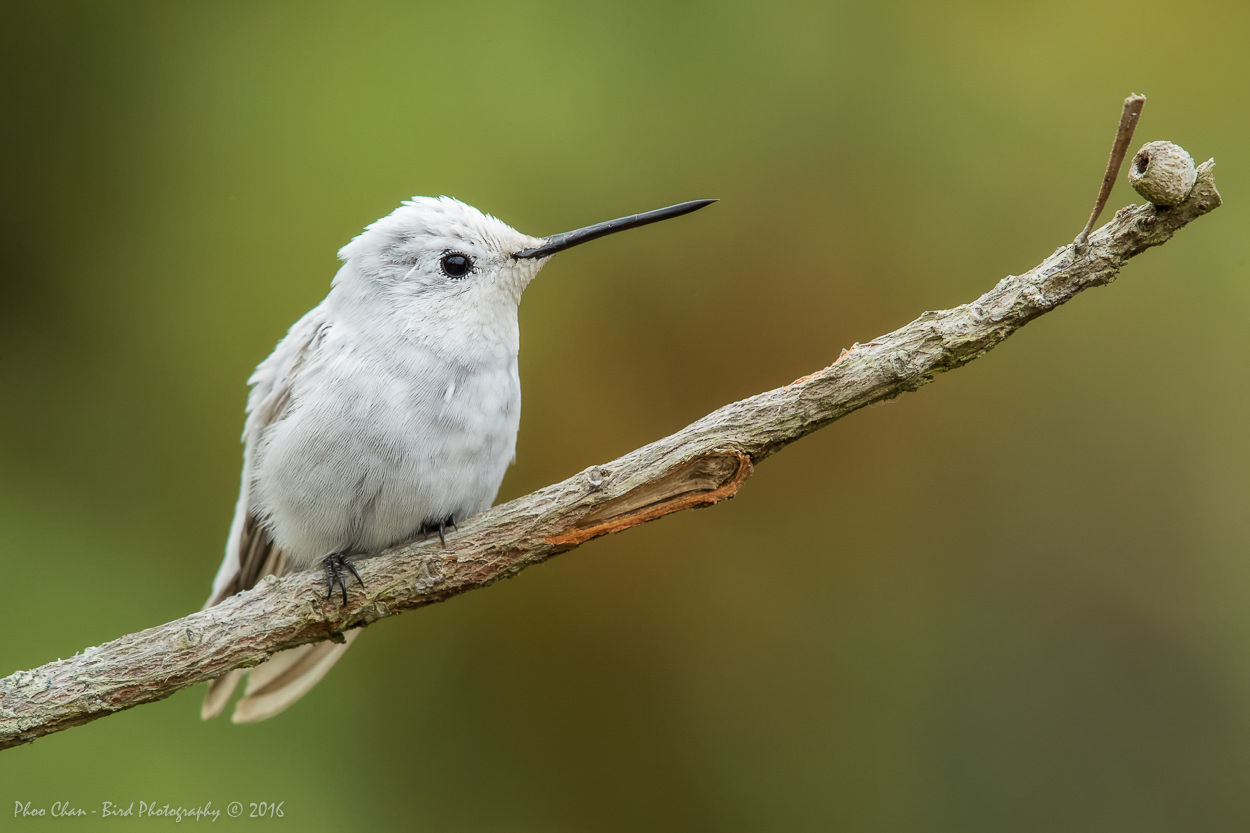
[321,551,363,604]
[418,515,457,547]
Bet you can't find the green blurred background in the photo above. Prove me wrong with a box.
[2,0,1247,829]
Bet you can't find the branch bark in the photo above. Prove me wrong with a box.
[0,159,1221,751]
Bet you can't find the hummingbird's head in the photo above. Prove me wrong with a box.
[330,195,715,343]
[335,196,543,307]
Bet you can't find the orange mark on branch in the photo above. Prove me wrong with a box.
[788,370,822,386]
[545,450,753,548]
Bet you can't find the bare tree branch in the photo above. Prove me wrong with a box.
[0,155,1221,751]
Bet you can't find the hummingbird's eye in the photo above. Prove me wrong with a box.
[439,251,473,279]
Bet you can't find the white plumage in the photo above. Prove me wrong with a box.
[202,195,713,722]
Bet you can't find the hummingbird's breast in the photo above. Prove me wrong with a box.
[253,327,522,565]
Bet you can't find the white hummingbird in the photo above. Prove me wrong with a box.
[201,195,715,722]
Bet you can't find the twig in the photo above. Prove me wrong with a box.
[0,154,1221,752]
[1074,94,1147,247]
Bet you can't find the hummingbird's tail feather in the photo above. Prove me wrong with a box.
[230,630,361,723]
[200,669,246,720]
[198,631,360,723]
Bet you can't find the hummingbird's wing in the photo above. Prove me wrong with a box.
[201,309,357,722]
[204,309,327,610]
[198,512,288,719]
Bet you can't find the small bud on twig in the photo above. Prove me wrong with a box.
[1128,141,1197,206]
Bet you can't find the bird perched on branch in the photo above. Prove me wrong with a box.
[201,195,715,722]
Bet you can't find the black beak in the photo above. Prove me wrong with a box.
[512,199,716,260]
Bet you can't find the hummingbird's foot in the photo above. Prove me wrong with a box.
[418,515,457,546]
[321,551,363,605]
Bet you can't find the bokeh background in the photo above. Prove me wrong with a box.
[2,1,1247,830]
